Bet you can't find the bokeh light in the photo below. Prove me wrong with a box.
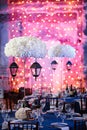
[1,0,84,94]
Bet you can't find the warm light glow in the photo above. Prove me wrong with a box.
[2,0,83,93]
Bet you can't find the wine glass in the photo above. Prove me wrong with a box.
[16,100,22,109]
[60,112,66,123]
[1,111,8,121]
[1,104,8,122]
[65,104,72,113]
[57,101,63,111]
[40,99,46,113]
[32,109,39,119]
[65,104,73,118]
[32,109,44,128]
[54,110,61,120]
[63,93,67,102]
[38,114,44,128]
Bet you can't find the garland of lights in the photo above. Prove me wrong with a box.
[2,0,84,93]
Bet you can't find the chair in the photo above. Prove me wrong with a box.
[80,96,87,115]
[42,96,59,112]
[74,101,81,114]
[50,97,59,107]
[46,97,59,108]
[74,117,86,130]
[8,120,39,130]
[42,99,50,112]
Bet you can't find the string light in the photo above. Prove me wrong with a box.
[6,0,83,93]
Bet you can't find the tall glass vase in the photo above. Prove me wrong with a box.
[23,57,27,97]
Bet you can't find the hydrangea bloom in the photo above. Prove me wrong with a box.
[48,43,62,57]
[4,36,47,58]
[48,43,76,58]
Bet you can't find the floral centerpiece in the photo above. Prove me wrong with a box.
[15,107,32,120]
[48,43,76,58]
[48,42,62,57]
[60,44,76,58]
[4,36,47,58]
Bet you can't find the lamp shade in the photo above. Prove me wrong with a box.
[9,62,19,78]
[51,60,58,70]
[30,62,42,80]
[66,61,72,71]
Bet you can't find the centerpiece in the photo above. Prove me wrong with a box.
[4,36,47,95]
[48,42,76,92]
[15,107,32,120]
[4,36,47,58]
[48,43,76,58]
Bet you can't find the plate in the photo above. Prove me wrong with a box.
[51,122,68,127]
[73,117,85,120]
[11,119,23,123]
[47,110,55,113]
[72,113,81,116]
[66,117,72,120]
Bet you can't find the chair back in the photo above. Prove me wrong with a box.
[74,101,81,114]
[8,120,39,130]
[80,96,87,115]
[74,117,86,130]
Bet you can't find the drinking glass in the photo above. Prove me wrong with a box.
[40,99,46,113]
[57,101,63,111]
[32,109,39,119]
[65,104,73,118]
[65,104,72,113]
[1,104,8,122]
[54,110,61,120]
[60,112,66,123]
[38,115,44,128]
[1,110,8,122]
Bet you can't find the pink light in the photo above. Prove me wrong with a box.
[7,0,83,93]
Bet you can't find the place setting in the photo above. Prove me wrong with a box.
[50,112,69,130]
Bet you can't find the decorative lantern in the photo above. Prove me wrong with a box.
[66,61,72,71]
[30,62,42,80]
[9,62,19,78]
[51,60,58,70]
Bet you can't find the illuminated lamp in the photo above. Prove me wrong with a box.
[9,62,18,79]
[51,60,58,70]
[66,61,72,71]
[30,62,42,80]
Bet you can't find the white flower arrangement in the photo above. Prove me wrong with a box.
[15,107,31,120]
[48,43,62,57]
[48,44,76,58]
[60,44,76,58]
[28,37,47,58]
[4,36,47,58]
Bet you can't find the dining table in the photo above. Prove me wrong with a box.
[0,109,86,130]
[0,94,87,130]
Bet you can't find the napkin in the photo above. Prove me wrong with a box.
[60,126,69,130]
[2,121,8,130]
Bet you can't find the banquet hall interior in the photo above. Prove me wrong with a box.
[0,0,87,130]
